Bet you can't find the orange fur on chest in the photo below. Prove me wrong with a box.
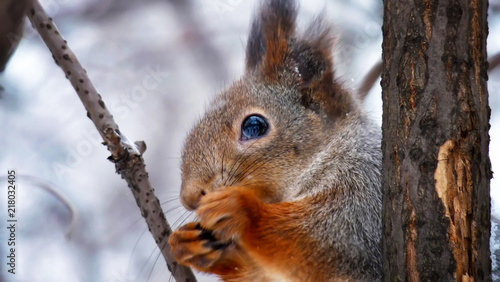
[221,189,325,281]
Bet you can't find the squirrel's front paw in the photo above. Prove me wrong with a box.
[196,188,260,243]
[169,188,261,271]
[169,222,230,271]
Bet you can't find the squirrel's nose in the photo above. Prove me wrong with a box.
[180,186,206,211]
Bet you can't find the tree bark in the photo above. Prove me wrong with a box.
[381,0,492,281]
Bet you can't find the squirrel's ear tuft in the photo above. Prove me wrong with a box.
[292,16,335,88]
[293,16,353,119]
[245,0,297,79]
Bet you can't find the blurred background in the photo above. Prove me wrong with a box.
[0,0,499,281]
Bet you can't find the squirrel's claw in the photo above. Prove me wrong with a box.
[169,222,228,271]
[196,188,258,243]
[169,188,261,272]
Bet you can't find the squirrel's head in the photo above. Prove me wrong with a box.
[179,0,358,210]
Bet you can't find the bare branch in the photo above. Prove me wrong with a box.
[357,60,382,100]
[26,1,196,281]
[489,52,500,73]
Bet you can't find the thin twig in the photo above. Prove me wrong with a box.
[489,52,500,73]
[357,52,500,98]
[357,60,382,100]
[1,174,77,237]
[26,1,196,281]
[24,175,78,238]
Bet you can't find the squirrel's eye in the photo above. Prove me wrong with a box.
[241,115,268,140]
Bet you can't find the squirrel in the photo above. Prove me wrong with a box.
[168,0,382,281]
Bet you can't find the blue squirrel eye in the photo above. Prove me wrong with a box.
[241,115,268,140]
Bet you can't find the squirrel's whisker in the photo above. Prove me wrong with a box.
[230,155,269,186]
[171,210,192,229]
[163,204,184,215]
[160,197,181,206]
[225,140,260,186]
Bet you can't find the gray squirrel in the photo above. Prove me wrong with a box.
[168,0,382,280]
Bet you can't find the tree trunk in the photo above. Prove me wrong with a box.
[381,0,492,281]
